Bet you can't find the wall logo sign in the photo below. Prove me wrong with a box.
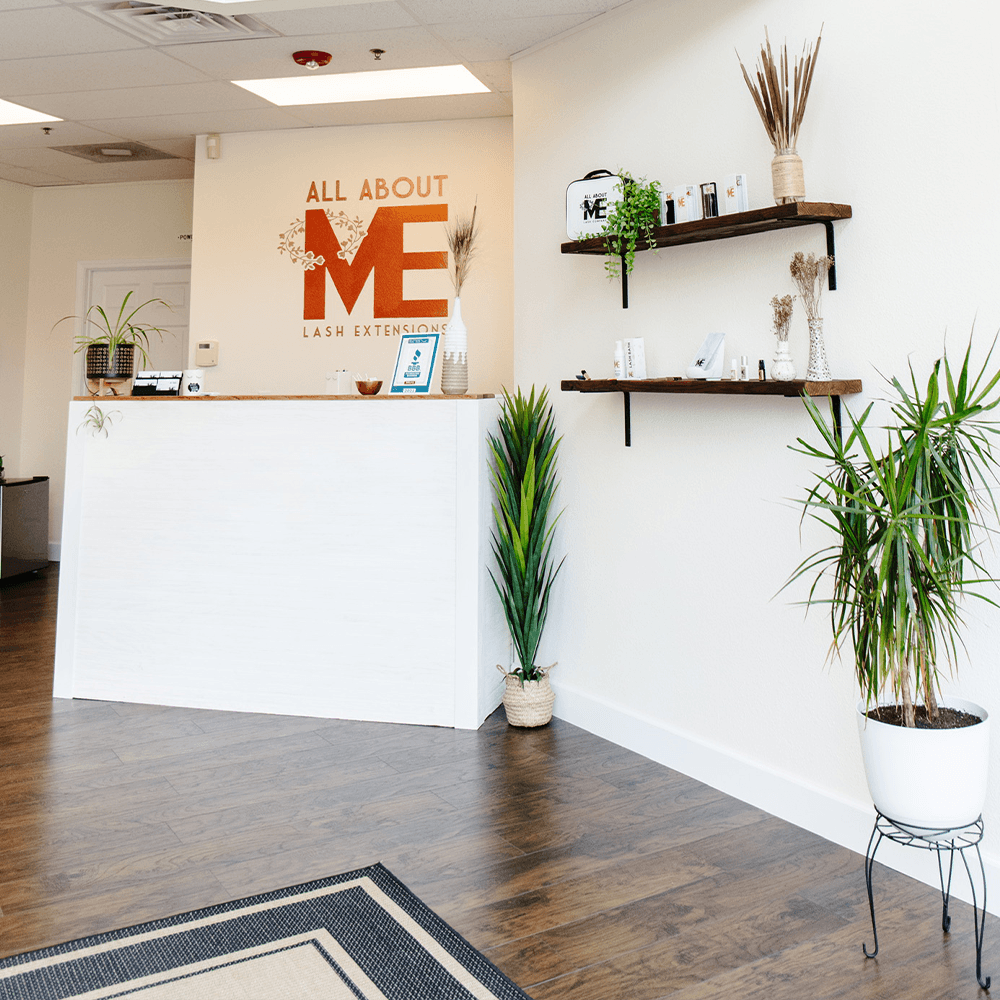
[279,175,453,338]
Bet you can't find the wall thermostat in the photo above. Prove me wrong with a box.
[195,340,219,367]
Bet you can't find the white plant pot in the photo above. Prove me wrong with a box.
[857,697,990,834]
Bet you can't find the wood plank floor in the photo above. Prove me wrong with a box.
[0,565,993,997]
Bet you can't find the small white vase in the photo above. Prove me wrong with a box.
[440,296,468,396]
[772,339,796,381]
[806,317,831,381]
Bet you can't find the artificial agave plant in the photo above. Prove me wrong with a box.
[786,340,1000,727]
[488,386,565,683]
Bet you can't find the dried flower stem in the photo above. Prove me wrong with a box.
[789,252,832,320]
[771,294,794,342]
[445,204,479,295]
[737,27,822,151]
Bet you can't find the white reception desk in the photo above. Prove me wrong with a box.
[54,395,508,729]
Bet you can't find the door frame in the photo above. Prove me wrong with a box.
[72,258,192,395]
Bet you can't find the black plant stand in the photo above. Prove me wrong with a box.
[864,810,990,989]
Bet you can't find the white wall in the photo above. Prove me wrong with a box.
[189,118,513,396]
[513,0,1000,900]
[0,179,33,478]
[21,179,194,551]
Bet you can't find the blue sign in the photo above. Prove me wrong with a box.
[390,333,440,394]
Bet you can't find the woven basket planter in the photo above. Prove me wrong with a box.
[500,667,555,728]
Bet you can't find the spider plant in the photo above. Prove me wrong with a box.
[55,290,169,370]
[488,386,565,683]
[786,340,1000,728]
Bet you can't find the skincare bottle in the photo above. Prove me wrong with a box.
[740,355,750,381]
[730,357,739,381]
[614,341,624,379]
[758,359,766,381]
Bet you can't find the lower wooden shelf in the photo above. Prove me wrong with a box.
[560,377,863,446]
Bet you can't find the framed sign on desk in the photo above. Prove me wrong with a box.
[390,333,440,394]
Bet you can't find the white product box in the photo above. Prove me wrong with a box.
[623,337,647,379]
[722,174,749,214]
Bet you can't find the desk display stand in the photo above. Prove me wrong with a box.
[864,810,990,989]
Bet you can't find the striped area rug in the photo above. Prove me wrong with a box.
[0,864,531,999]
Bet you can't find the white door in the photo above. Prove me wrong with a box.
[85,264,191,378]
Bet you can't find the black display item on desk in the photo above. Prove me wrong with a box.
[132,371,182,396]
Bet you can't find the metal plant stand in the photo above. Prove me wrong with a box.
[863,810,990,989]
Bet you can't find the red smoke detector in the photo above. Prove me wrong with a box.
[293,50,332,70]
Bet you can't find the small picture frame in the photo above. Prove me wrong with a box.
[390,333,441,394]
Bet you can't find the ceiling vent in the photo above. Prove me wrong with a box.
[51,142,181,164]
[81,2,279,45]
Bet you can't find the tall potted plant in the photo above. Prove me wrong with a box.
[787,342,1000,830]
[488,386,565,727]
[55,291,168,395]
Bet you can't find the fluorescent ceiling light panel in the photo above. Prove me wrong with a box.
[233,65,489,106]
[0,99,60,126]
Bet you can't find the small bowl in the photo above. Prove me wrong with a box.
[356,379,383,395]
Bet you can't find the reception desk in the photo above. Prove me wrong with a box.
[54,395,507,729]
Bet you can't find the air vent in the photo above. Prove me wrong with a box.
[81,2,279,45]
[51,142,180,164]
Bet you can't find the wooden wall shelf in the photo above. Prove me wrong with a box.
[561,201,852,307]
[561,377,863,446]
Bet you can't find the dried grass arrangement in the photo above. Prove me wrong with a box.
[790,252,832,319]
[737,27,823,154]
[771,294,794,342]
[445,205,479,296]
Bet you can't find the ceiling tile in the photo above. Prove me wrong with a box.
[165,26,458,78]
[0,161,75,186]
[467,60,512,93]
[77,107,315,140]
[0,50,212,97]
[258,2,418,35]
[285,89,512,125]
[16,81,275,122]
[430,14,593,60]
[0,6,145,60]
[0,120,121,150]
[404,0,617,21]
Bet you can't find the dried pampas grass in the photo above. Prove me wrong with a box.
[446,204,479,295]
[737,27,822,152]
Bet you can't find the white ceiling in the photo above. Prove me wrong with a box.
[0,0,626,187]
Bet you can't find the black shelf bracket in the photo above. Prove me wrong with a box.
[623,391,631,446]
[823,220,838,290]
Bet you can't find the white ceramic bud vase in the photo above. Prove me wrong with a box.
[772,338,796,381]
[806,317,831,381]
[441,296,468,396]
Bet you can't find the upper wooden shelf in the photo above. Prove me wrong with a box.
[560,202,853,256]
[560,377,862,397]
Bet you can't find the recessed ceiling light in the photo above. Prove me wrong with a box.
[0,99,60,127]
[232,65,489,106]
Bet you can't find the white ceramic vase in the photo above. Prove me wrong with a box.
[441,296,468,396]
[772,339,796,381]
[857,698,990,835]
[806,317,831,381]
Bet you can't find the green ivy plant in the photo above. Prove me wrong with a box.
[488,386,565,684]
[597,173,662,280]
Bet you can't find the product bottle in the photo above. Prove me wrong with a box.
[614,341,624,379]
[730,357,739,381]
[740,355,750,381]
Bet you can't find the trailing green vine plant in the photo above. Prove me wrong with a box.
[77,404,121,438]
[597,173,662,280]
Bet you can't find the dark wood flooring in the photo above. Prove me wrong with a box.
[0,565,992,997]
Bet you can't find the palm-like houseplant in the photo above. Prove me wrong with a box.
[56,290,168,393]
[788,342,1000,827]
[488,386,564,727]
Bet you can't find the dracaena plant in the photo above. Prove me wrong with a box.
[488,386,565,683]
[786,340,1000,728]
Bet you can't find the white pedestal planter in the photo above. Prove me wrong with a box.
[857,698,990,834]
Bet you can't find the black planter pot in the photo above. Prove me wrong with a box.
[86,343,135,380]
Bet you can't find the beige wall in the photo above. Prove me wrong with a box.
[21,179,194,548]
[0,178,34,478]
[190,118,513,396]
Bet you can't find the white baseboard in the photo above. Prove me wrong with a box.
[48,542,60,562]
[552,678,1000,915]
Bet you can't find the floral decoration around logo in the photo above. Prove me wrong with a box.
[278,210,370,270]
